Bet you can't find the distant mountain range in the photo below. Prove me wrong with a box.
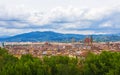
[0,31,120,42]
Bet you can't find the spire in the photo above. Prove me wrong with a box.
[71,37,75,44]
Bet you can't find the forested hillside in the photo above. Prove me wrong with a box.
[0,31,120,42]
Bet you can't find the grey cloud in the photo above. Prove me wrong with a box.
[0,6,120,35]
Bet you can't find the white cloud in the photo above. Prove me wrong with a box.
[100,21,113,27]
[0,4,120,36]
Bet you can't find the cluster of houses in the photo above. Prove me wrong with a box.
[0,36,120,58]
[3,40,120,58]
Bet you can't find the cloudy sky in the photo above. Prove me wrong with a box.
[0,0,120,36]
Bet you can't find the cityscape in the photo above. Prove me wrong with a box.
[0,36,120,58]
[0,0,120,75]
